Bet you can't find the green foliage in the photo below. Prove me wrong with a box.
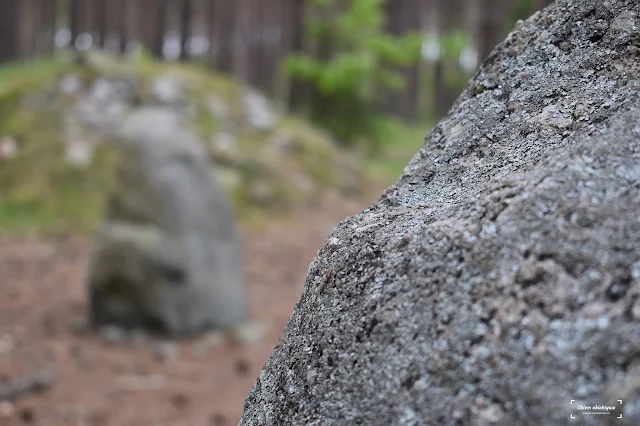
[438,30,472,61]
[285,0,421,148]
[365,118,431,184]
[423,30,474,90]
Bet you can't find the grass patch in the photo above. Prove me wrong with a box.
[365,118,432,186]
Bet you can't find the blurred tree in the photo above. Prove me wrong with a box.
[206,0,216,61]
[479,0,511,61]
[535,0,554,9]
[233,0,251,81]
[18,0,38,59]
[285,0,421,146]
[0,0,545,127]
[179,0,192,61]
[249,0,266,89]
[215,1,237,72]
[118,0,129,53]
[256,0,281,97]
[69,0,82,50]
[40,0,58,55]
[433,0,466,119]
[95,0,108,49]
[287,0,307,111]
[0,0,19,63]
[135,0,166,58]
[381,0,421,122]
[152,0,167,58]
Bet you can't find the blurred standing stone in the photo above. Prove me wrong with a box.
[87,107,247,337]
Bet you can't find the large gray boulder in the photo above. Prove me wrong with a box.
[88,107,247,336]
[240,0,640,425]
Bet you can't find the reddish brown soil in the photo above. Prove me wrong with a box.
[0,194,373,426]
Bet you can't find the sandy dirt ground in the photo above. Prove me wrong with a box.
[0,193,374,426]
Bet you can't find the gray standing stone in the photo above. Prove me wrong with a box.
[88,107,247,337]
[240,0,640,425]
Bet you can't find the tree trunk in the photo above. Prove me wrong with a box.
[40,0,57,54]
[479,0,511,61]
[232,0,251,82]
[215,0,236,72]
[152,0,167,59]
[118,0,129,54]
[0,0,21,63]
[206,0,216,62]
[259,0,279,97]
[381,0,421,122]
[95,0,108,49]
[19,0,38,58]
[287,0,306,111]
[534,0,554,10]
[179,0,192,61]
[69,0,81,50]
[248,0,264,88]
[433,0,465,119]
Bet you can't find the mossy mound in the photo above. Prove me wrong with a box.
[0,52,364,235]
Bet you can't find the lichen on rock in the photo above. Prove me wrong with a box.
[240,1,640,425]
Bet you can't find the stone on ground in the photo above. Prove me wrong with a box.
[240,0,640,425]
[88,107,247,337]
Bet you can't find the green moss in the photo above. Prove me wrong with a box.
[0,52,371,236]
[0,97,119,235]
[194,101,219,141]
[0,56,71,93]
[277,117,337,186]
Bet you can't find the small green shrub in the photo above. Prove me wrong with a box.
[285,0,421,149]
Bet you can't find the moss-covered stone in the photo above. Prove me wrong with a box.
[0,52,367,235]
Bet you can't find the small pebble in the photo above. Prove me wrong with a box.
[99,326,127,345]
[155,341,180,362]
[0,401,15,417]
[228,321,266,345]
[211,413,228,426]
[191,331,225,358]
[234,358,251,376]
[170,392,189,411]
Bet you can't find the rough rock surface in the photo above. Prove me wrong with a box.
[88,107,247,336]
[240,1,640,425]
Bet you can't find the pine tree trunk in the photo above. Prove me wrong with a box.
[232,0,250,82]
[433,0,465,119]
[152,0,167,59]
[40,0,58,54]
[215,0,236,72]
[287,0,306,111]
[479,0,511,61]
[0,0,21,63]
[118,0,129,54]
[179,0,192,61]
[69,0,81,50]
[19,0,38,58]
[206,0,217,63]
[535,0,554,10]
[381,0,421,122]
[95,0,108,49]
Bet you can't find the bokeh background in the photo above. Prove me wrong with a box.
[0,1,553,425]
